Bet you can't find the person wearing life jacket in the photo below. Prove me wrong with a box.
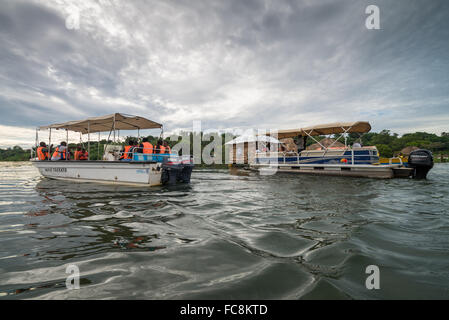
[37,142,49,160]
[51,141,68,161]
[79,148,88,160]
[162,141,171,154]
[120,139,136,160]
[74,145,82,160]
[155,139,163,154]
[140,137,153,154]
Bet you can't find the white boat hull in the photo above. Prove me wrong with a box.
[32,160,163,186]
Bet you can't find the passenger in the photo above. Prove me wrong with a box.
[79,148,88,160]
[296,136,307,152]
[353,141,362,148]
[74,145,82,160]
[162,141,171,154]
[134,139,143,153]
[130,140,139,158]
[51,142,68,161]
[120,140,136,160]
[37,142,49,160]
[155,139,163,154]
[140,137,153,154]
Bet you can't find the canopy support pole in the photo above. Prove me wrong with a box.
[34,129,38,159]
[88,121,90,161]
[322,126,353,157]
[98,132,100,160]
[66,129,69,160]
[304,130,326,149]
[113,114,116,143]
[48,128,52,157]
[103,122,115,157]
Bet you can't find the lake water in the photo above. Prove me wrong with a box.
[0,162,448,299]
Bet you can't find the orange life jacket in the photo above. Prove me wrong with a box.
[159,145,166,154]
[79,151,88,160]
[165,145,171,154]
[74,150,81,160]
[37,147,48,160]
[52,146,67,160]
[121,146,133,159]
[142,142,153,154]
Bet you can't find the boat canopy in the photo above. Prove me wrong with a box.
[225,134,281,145]
[38,113,162,134]
[264,121,371,139]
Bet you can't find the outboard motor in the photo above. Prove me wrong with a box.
[178,156,194,183]
[408,149,434,179]
[161,157,183,185]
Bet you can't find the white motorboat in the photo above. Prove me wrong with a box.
[31,113,194,186]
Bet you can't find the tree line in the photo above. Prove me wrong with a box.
[1,130,448,162]
[346,130,449,159]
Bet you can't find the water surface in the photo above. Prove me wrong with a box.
[0,162,448,299]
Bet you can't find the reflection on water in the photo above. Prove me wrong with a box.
[0,162,448,299]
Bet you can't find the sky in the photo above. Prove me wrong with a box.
[0,0,448,148]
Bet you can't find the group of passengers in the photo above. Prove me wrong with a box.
[119,138,171,160]
[36,142,88,161]
[36,138,171,161]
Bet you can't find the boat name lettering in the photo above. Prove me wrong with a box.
[44,167,67,173]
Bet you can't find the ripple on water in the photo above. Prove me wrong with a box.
[0,163,448,299]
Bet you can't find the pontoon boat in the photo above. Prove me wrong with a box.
[250,122,433,179]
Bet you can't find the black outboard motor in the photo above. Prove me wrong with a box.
[408,149,434,179]
[178,156,194,183]
[161,158,183,185]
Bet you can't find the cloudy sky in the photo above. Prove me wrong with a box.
[0,0,448,147]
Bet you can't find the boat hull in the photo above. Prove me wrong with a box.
[250,163,413,179]
[32,160,163,186]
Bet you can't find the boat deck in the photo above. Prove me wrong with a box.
[250,162,413,179]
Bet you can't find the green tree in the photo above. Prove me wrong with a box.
[376,144,393,158]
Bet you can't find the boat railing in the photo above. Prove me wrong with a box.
[255,146,379,166]
[120,147,177,156]
[34,147,182,162]
[119,147,179,162]
[383,156,404,166]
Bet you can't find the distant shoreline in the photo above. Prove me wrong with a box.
[1,130,449,162]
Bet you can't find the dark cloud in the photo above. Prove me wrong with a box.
[0,0,448,147]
